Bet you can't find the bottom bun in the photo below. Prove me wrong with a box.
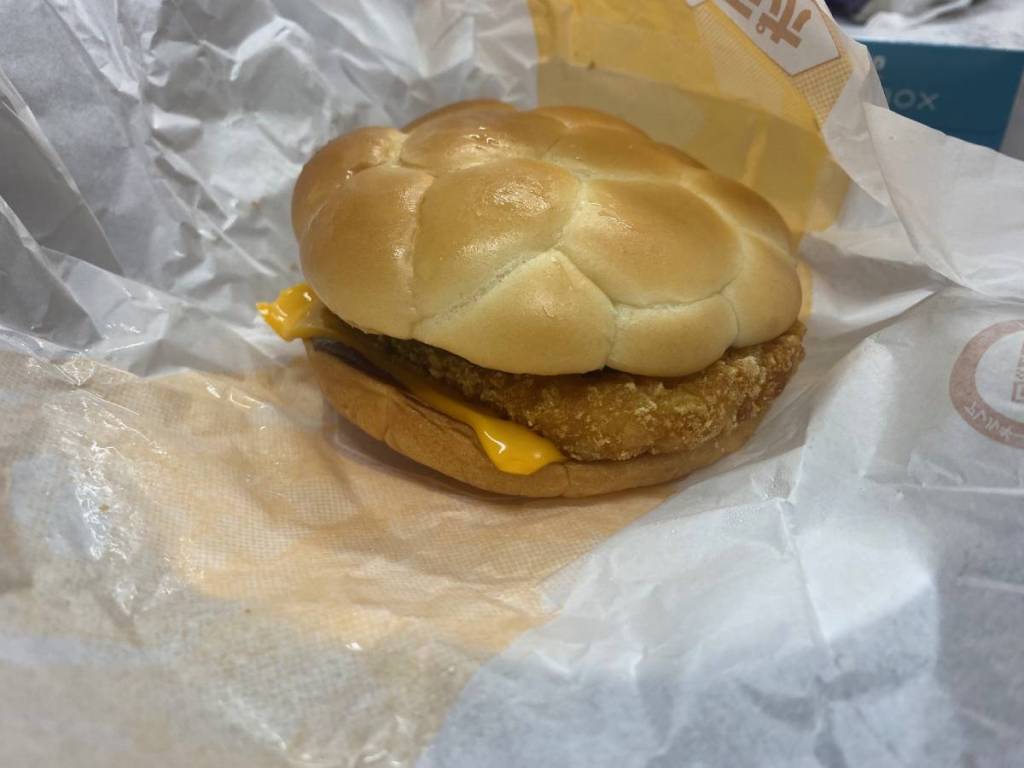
[306,341,764,498]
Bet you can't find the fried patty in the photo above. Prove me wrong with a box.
[351,322,805,462]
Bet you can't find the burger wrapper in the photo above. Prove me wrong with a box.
[1,2,1023,766]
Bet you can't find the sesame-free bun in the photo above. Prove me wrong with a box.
[306,341,764,498]
[294,100,800,377]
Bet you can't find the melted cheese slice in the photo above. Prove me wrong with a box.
[258,284,565,475]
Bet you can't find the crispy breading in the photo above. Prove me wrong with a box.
[357,323,805,462]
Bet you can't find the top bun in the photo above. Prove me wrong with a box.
[293,100,800,377]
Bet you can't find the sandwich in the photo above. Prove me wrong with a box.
[259,100,804,497]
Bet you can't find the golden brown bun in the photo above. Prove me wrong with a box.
[294,101,801,378]
[306,341,765,498]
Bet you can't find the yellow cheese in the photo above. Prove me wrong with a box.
[258,284,565,475]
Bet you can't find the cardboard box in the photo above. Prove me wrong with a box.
[848,34,1024,160]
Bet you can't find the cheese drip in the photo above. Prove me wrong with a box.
[258,284,565,475]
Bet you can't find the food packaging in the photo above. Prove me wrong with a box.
[2,1,1023,765]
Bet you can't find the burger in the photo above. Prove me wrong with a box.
[259,100,804,498]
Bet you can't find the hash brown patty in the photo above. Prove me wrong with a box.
[354,321,806,462]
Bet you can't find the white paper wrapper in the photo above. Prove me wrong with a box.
[2,2,1023,767]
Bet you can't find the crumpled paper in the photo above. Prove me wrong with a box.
[842,0,1024,46]
[1,1,1023,767]
[829,0,973,26]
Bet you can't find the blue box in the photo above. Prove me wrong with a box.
[859,40,1024,158]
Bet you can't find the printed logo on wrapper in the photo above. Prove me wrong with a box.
[687,0,840,75]
[949,320,1024,450]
